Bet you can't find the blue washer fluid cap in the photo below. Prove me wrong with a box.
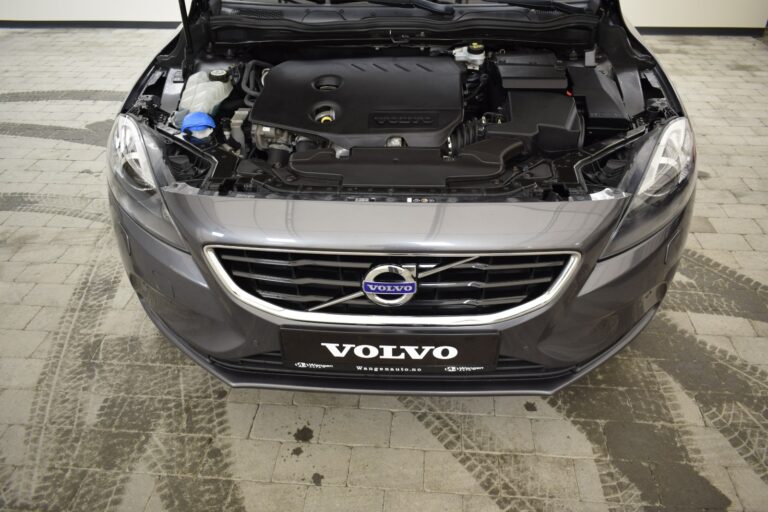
[181,112,216,133]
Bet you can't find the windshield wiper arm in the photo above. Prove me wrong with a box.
[364,0,455,15]
[481,0,585,14]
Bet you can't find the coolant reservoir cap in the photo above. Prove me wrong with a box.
[181,112,216,133]
[208,69,230,82]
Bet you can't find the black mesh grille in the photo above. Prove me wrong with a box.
[213,248,571,317]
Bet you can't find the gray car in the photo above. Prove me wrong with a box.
[107,0,696,394]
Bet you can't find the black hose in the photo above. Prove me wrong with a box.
[449,118,485,154]
[242,59,272,104]
[464,74,488,103]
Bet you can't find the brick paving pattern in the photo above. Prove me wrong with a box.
[0,28,766,511]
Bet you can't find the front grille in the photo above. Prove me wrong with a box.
[210,248,573,317]
[210,351,577,382]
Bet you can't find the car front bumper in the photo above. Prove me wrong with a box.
[110,194,692,395]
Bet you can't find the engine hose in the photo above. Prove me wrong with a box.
[464,74,488,103]
[242,59,272,102]
[448,118,485,155]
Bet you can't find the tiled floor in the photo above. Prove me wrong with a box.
[0,28,767,512]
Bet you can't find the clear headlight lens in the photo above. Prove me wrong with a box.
[108,115,157,192]
[602,118,696,258]
[635,118,694,199]
[107,114,188,251]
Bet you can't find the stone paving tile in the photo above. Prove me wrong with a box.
[293,391,361,408]
[688,313,757,337]
[348,447,424,490]
[424,450,496,495]
[272,443,352,486]
[223,401,259,439]
[0,329,47,358]
[0,304,39,329]
[0,357,44,388]
[499,454,580,498]
[0,281,33,304]
[384,490,463,512]
[461,415,534,454]
[200,439,280,482]
[8,243,67,263]
[493,396,563,419]
[730,336,768,365]
[250,404,325,443]
[21,283,76,307]
[389,411,455,451]
[319,407,392,447]
[0,28,767,512]
[0,389,34,424]
[239,481,308,512]
[304,486,384,512]
[0,424,26,464]
[13,262,78,283]
[532,419,594,458]
[727,466,768,511]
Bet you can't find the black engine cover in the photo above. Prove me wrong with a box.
[249,57,463,148]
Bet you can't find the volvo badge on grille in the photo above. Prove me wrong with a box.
[362,265,417,306]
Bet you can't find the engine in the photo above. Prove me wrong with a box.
[249,57,464,149]
[141,39,668,201]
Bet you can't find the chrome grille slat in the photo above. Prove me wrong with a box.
[419,276,553,289]
[221,254,371,269]
[342,295,526,307]
[454,261,565,271]
[232,270,359,288]
[210,247,576,319]
[257,290,335,303]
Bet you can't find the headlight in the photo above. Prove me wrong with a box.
[108,115,157,192]
[107,114,188,251]
[636,118,694,199]
[602,118,696,258]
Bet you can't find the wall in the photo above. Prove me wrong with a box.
[1,0,767,29]
[0,1,183,22]
[621,0,768,29]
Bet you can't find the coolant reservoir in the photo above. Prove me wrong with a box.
[178,70,233,116]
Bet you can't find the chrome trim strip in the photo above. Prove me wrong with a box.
[202,245,582,327]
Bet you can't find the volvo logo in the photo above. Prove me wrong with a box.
[369,112,438,128]
[362,264,417,307]
[321,343,458,360]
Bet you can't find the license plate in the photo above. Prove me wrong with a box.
[281,329,499,374]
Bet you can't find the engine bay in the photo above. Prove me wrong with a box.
[129,24,678,203]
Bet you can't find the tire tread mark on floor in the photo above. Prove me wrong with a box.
[546,392,652,511]
[18,228,124,508]
[0,193,107,224]
[0,194,246,511]
[702,401,768,483]
[644,314,768,485]
[0,90,126,103]
[0,120,114,148]
[667,249,768,322]
[398,396,544,512]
